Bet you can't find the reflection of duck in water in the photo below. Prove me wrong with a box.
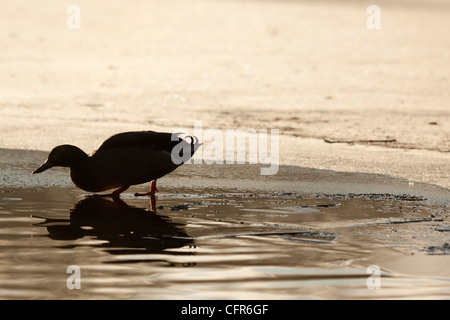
[35,197,195,263]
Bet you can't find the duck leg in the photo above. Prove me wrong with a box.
[112,186,130,199]
[134,180,159,197]
[150,194,156,212]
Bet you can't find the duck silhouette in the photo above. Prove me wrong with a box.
[33,131,201,199]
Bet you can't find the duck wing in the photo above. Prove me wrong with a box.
[91,131,182,155]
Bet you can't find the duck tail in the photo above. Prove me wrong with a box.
[185,135,202,158]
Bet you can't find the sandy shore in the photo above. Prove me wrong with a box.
[0,0,448,191]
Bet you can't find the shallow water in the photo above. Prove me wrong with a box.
[0,187,449,299]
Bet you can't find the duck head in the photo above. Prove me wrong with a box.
[33,145,88,174]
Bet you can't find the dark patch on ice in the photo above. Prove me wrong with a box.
[170,204,190,211]
[425,243,450,255]
[315,203,341,208]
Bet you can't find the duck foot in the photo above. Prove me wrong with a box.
[134,180,158,197]
[134,181,158,211]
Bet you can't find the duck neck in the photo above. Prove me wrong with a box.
[62,145,89,169]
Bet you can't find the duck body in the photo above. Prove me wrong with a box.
[33,131,200,196]
[71,146,178,192]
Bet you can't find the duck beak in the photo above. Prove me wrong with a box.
[33,160,53,174]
